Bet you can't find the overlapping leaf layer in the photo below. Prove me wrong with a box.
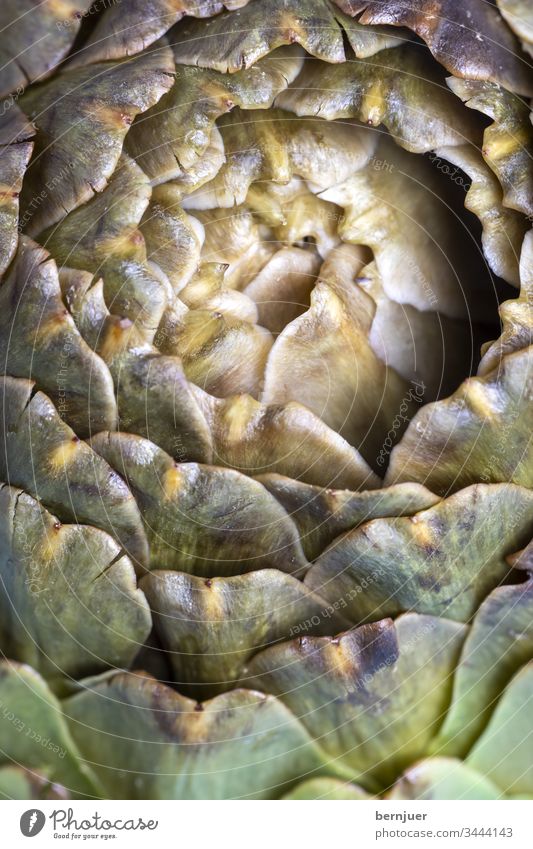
[0,0,531,800]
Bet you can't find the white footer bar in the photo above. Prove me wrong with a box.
[3,799,532,848]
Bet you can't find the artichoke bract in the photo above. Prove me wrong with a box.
[0,0,532,801]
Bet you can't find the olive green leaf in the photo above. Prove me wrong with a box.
[157,301,273,398]
[194,205,275,291]
[387,758,503,800]
[0,484,151,689]
[448,78,533,218]
[260,245,412,462]
[183,108,377,209]
[172,0,347,70]
[434,144,527,286]
[247,614,467,791]
[68,0,252,67]
[276,47,481,153]
[19,46,174,233]
[63,671,343,799]
[386,345,533,494]
[127,46,304,184]
[432,579,533,757]
[140,184,205,293]
[339,0,533,96]
[320,136,480,319]
[0,376,149,569]
[496,1,533,50]
[347,259,478,399]
[140,569,351,697]
[41,155,170,339]
[41,155,150,270]
[0,238,117,437]
[283,777,372,799]
[100,259,171,339]
[179,262,259,323]
[90,431,308,576]
[242,246,321,334]
[479,230,533,375]
[278,240,479,414]
[172,0,412,74]
[484,315,533,385]
[0,765,69,800]
[332,10,409,57]
[167,126,226,200]
[59,269,110,352]
[195,391,381,489]
[94,320,214,462]
[305,484,533,623]
[248,614,466,791]
[258,476,439,560]
[0,105,34,275]
[0,1,91,97]
[246,180,341,259]
[0,660,100,797]
[466,662,533,797]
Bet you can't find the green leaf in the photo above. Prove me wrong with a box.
[386,346,533,494]
[90,431,309,576]
[141,569,351,697]
[0,1,91,97]
[140,184,205,293]
[20,47,174,233]
[127,46,304,184]
[247,614,466,791]
[466,663,533,797]
[0,105,33,275]
[448,78,533,218]
[258,476,439,559]
[0,376,149,569]
[276,47,481,153]
[41,155,170,340]
[157,297,273,399]
[306,484,533,623]
[340,0,533,96]
[432,579,533,756]
[283,777,372,799]
[387,758,503,800]
[192,205,275,291]
[195,390,380,489]
[58,269,110,353]
[0,238,117,436]
[0,484,151,689]
[179,263,258,323]
[93,321,214,464]
[0,661,100,797]
[69,1,252,67]
[172,0,348,71]
[63,672,342,799]
[182,108,377,209]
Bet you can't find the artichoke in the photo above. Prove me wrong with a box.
[0,0,532,801]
